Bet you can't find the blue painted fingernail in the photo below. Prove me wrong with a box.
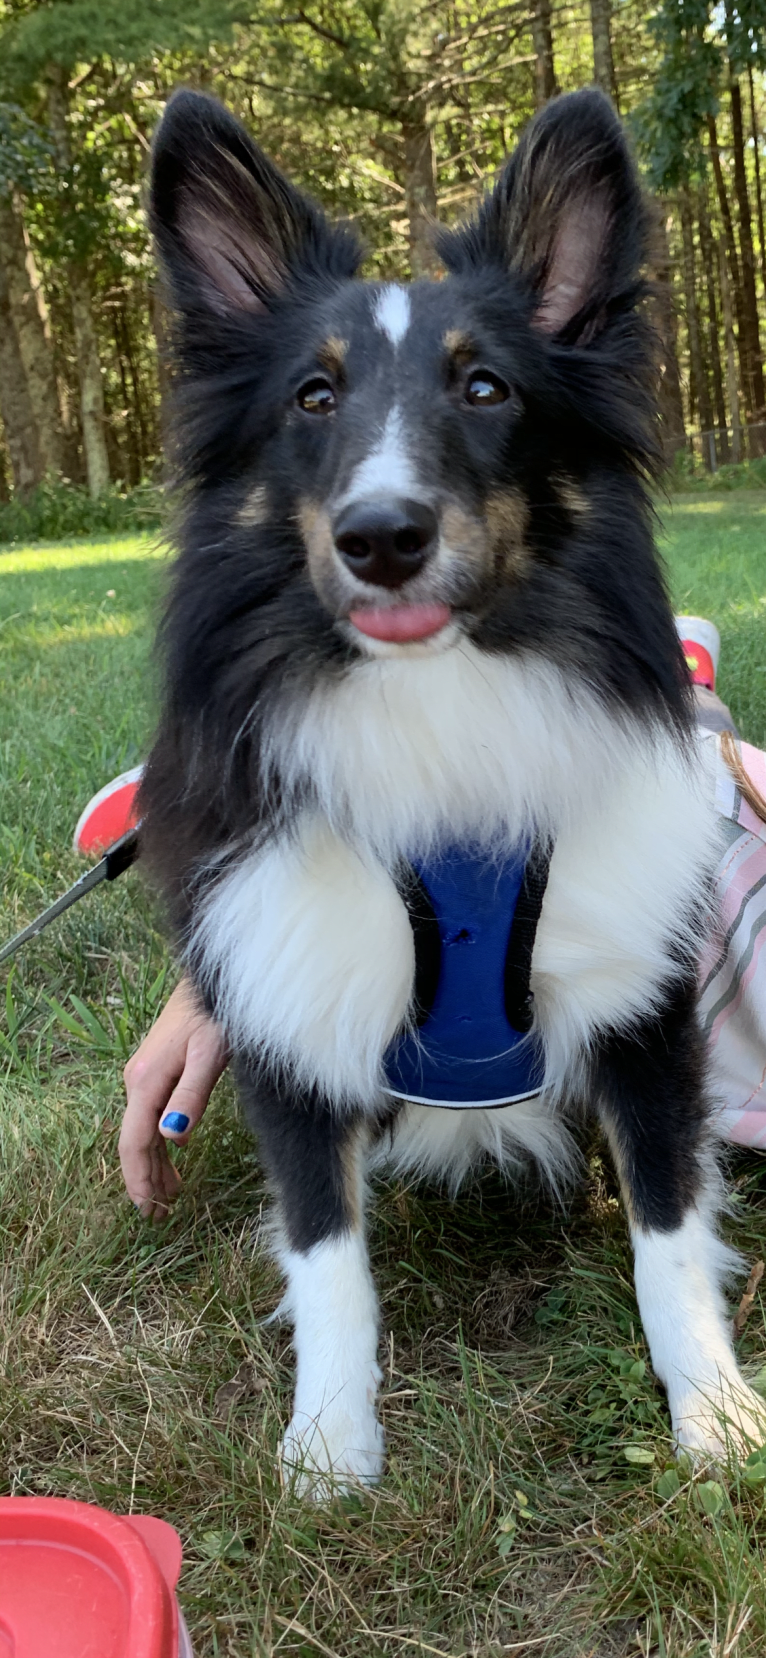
[162,1111,190,1133]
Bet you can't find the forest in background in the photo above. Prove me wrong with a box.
[1,0,766,504]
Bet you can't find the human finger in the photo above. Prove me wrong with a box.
[157,1025,228,1145]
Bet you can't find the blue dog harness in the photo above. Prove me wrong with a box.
[383,839,552,1110]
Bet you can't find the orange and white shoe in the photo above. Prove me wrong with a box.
[73,765,143,855]
[675,616,720,692]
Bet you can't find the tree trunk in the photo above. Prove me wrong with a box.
[680,189,714,456]
[698,185,729,460]
[69,268,111,495]
[0,441,11,503]
[707,114,752,417]
[114,301,146,483]
[0,195,70,480]
[748,63,766,302]
[647,205,686,464]
[400,114,440,278]
[45,65,111,496]
[589,0,618,106]
[150,283,172,451]
[531,0,558,108]
[719,237,742,464]
[728,60,765,424]
[0,252,42,494]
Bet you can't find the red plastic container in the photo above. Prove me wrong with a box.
[0,1497,193,1657]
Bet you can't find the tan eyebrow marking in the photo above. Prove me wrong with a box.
[236,484,270,527]
[317,335,348,376]
[555,472,590,520]
[443,328,475,361]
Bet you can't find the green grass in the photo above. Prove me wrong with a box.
[1,503,766,1658]
[657,493,766,748]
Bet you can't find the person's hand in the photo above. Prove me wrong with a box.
[120,978,228,1220]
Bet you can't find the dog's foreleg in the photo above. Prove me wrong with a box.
[239,1063,384,1497]
[595,978,766,1461]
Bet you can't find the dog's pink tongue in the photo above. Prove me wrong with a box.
[349,603,451,642]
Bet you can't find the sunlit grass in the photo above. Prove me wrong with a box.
[1,512,766,1657]
[0,533,165,574]
[666,494,766,515]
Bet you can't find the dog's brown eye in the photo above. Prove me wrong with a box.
[464,372,509,407]
[298,378,336,414]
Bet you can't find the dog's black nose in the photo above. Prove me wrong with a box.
[333,497,438,588]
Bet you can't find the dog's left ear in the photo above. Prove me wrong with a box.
[439,89,646,342]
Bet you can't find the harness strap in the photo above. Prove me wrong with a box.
[504,838,553,1031]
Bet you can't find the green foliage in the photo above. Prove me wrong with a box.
[656,1465,682,1500]
[48,964,169,1064]
[0,0,249,86]
[743,1447,766,1484]
[0,99,55,196]
[42,143,114,265]
[669,454,766,491]
[0,479,163,546]
[696,1478,726,1516]
[252,0,529,123]
[725,0,766,71]
[633,0,720,189]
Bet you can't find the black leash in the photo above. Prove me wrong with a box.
[0,828,140,967]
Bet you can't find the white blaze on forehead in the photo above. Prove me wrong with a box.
[341,407,419,505]
[373,284,411,346]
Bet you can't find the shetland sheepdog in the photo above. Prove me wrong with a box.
[141,86,765,1492]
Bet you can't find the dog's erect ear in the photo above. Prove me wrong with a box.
[150,90,360,315]
[439,89,646,340]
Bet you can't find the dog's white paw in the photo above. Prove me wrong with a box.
[672,1381,766,1464]
[280,1404,385,1499]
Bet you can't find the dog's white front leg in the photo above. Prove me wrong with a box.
[633,1210,766,1460]
[590,979,766,1463]
[278,1228,384,1497]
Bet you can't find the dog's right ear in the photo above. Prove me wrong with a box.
[150,90,360,317]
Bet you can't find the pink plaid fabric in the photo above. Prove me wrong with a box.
[698,738,766,1147]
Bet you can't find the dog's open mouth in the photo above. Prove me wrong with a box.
[348,602,452,643]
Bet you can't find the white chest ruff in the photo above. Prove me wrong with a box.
[190,647,721,1168]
